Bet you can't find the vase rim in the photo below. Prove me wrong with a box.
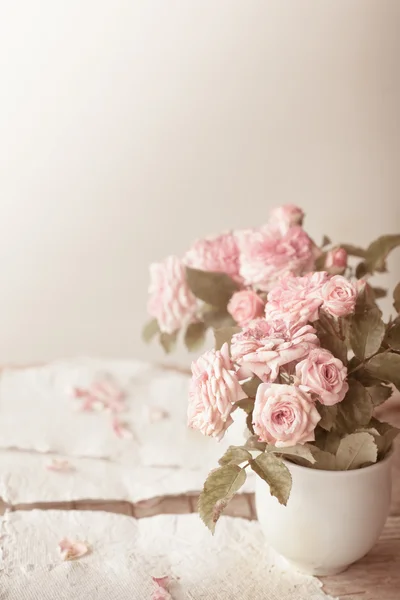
[282,448,393,475]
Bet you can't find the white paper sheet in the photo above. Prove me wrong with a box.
[0,510,337,600]
[0,359,253,503]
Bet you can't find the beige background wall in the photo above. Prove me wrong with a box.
[0,1,399,365]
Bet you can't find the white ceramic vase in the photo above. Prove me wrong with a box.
[255,453,393,576]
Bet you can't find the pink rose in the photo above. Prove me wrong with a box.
[265,272,329,323]
[236,225,315,292]
[295,348,349,406]
[253,383,321,447]
[231,317,319,383]
[268,204,304,235]
[325,247,348,275]
[321,275,357,318]
[147,256,197,334]
[227,290,265,326]
[184,232,241,282]
[187,343,246,441]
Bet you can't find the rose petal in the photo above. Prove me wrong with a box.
[58,538,89,561]
[46,459,74,472]
[111,417,133,439]
[152,576,173,600]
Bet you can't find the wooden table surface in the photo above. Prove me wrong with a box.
[1,365,399,600]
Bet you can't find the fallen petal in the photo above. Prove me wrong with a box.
[58,538,89,561]
[111,417,133,439]
[152,576,172,600]
[46,459,74,472]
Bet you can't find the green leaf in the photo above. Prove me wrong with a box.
[386,321,400,351]
[235,397,255,414]
[314,320,348,364]
[218,446,252,466]
[142,319,160,343]
[308,447,337,470]
[366,384,393,407]
[266,444,316,465]
[240,376,262,398]
[184,321,207,352]
[335,432,378,470]
[246,411,255,435]
[366,352,400,391]
[371,287,387,300]
[340,244,367,258]
[393,283,400,314]
[322,431,342,454]
[198,465,247,533]
[317,404,338,432]
[369,418,400,457]
[365,234,400,273]
[250,453,292,506]
[159,330,178,354]
[321,235,331,248]
[202,306,236,329]
[185,267,239,308]
[356,262,368,279]
[350,307,385,360]
[315,251,327,271]
[244,435,267,452]
[214,326,241,351]
[335,379,373,433]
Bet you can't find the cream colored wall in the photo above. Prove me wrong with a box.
[0,1,399,365]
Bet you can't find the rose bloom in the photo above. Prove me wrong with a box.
[184,232,241,282]
[321,275,357,318]
[231,317,319,383]
[227,290,265,326]
[236,225,315,292]
[267,204,304,235]
[325,247,348,275]
[265,271,329,323]
[147,256,197,334]
[253,383,321,447]
[295,348,349,406]
[187,343,246,441]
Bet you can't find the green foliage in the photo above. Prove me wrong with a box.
[198,465,247,533]
[366,384,393,407]
[317,404,338,432]
[350,307,385,360]
[386,319,400,351]
[159,330,178,354]
[265,444,316,465]
[218,446,252,466]
[142,319,160,343]
[185,267,239,308]
[240,376,263,399]
[335,432,378,470]
[393,283,400,313]
[366,352,400,391]
[335,380,373,433]
[214,326,241,351]
[184,321,207,352]
[250,453,292,506]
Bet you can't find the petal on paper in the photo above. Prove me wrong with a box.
[58,538,89,561]
[152,576,172,600]
[46,459,74,472]
[111,417,133,439]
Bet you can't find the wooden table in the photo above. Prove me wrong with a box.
[0,365,399,600]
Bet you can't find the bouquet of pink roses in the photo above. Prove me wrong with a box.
[143,205,395,354]
[188,271,400,532]
[144,205,400,534]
